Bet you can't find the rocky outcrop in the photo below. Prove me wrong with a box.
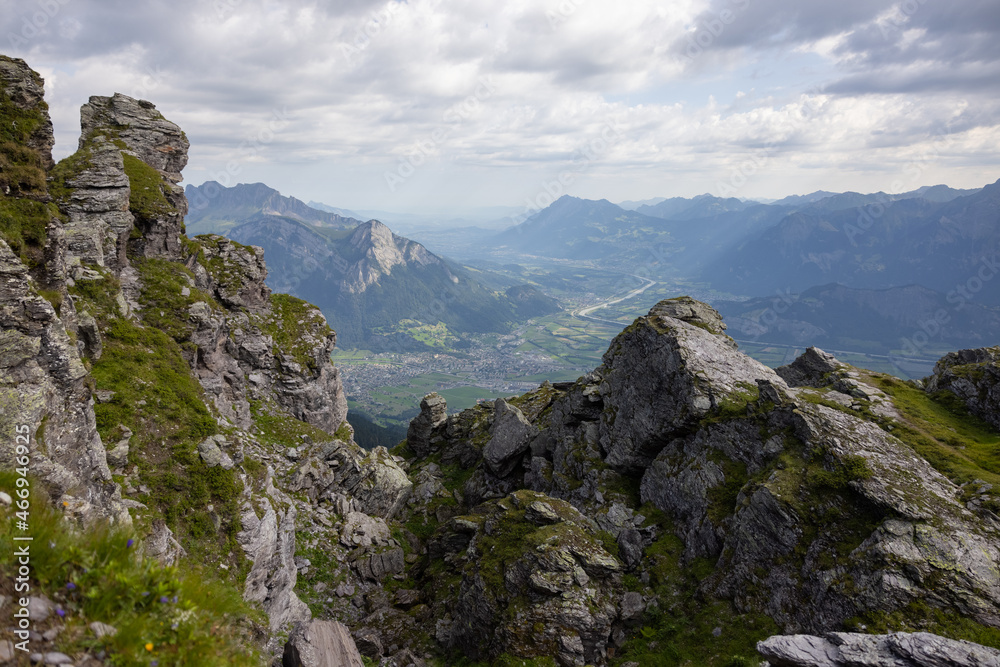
[239,480,311,634]
[0,55,54,170]
[597,297,789,471]
[776,346,845,387]
[926,347,1000,430]
[288,440,412,519]
[282,619,365,667]
[483,398,537,477]
[432,490,622,666]
[191,235,271,312]
[386,297,1000,665]
[407,392,448,457]
[58,137,134,275]
[758,631,1000,666]
[80,93,188,260]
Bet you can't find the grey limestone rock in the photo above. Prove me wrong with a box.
[648,295,728,335]
[407,392,448,457]
[193,235,271,312]
[282,619,365,667]
[239,493,311,634]
[598,299,789,471]
[197,435,235,469]
[926,347,1000,431]
[59,136,134,274]
[775,346,845,388]
[80,93,189,260]
[0,56,54,169]
[482,398,537,477]
[143,519,186,566]
[757,631,1000,667]
[0,241,129,527]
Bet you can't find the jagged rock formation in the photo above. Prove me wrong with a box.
[0,58,129,527]
[58,137,133,274]
[283,619,365,667]
[926,347,1000,431]
[0,57,371,662]
[79,93,189,260]
[757,631,1000,666]
[6,53,1000,667]
[0,56,54,170]
[353,297,1000,665]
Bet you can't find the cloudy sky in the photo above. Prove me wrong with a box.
[3,0,999,215]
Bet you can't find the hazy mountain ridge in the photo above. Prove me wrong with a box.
[705,179,1000,297]
[716,282,1000,353]
[184,181,362,235]
[226,213,557,349]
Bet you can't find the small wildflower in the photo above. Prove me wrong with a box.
[160,596,169,603]
[56,608,65,618]
[170,623,178,630]
[145,643,154,652]
[66,582,76,590]
[152,662,159,667]
[172,596,178,603]
[141,592,150,596]
[62,501,68,507]
[127,539,134,548]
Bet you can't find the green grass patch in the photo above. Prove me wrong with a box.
[136,258,217,343]
[845,599,1000,650]
[0,196,54,269]
[253,292,332,372]
[0,471,263,666]
[249,399,335,449]
[871,374,1000,487]
[123,153,176,222]
[613,506,779,666]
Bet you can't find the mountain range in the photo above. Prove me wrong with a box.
[184,181,361,235]
[5,54,1000,667]
[187,182,559,350]
[493,182,1000,354]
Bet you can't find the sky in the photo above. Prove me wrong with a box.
[3,0,1000,216]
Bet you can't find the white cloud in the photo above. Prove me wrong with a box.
[1,0,997,209]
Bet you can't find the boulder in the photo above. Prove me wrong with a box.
[282,619,365,667]
[757,631,1000,667]
[482,398,536,477]
[407,392,448,457]
[598,298,788,470]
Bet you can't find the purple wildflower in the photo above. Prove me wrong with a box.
[66,582,76,590]
[160,596,169,603]
[127,539,134,548]
[56,608,65,618]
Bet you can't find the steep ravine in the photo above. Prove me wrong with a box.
[1,54,1000,667]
